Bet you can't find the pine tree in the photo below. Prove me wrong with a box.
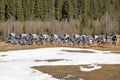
[72,0,78,19]
[22,0,31,20]
[16,0,24,21]
[77,0,84,20]
[5,0,16,20]
[62,0,69,19]
[30,0,35,20]
[34,0,41,20]
[47,0,55,19]
[55,0,63,20]
[68,0,74,20]
[43,0,48,20]
[34,0,45,20]
[0,0,5,21]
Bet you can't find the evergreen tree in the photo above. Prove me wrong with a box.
[68,0,74,20]
[0,0,5,21]
[43,0,48,20]
[16,0,24,21]
[62,0,69,19]
[77,0,84,20]
[34,0,41,20]
[47,0,55,19]
[5,0,16,20]
[30,0,35,20]
[55,0,63,20]
[72,0,78,19]
[22,0,31,20]
[0,0,119,26]
[34,0,45,20]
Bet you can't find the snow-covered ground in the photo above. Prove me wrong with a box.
[0,47,120,80]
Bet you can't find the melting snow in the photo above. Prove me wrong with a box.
[63,75,75,79]
[0,47,120,80]
[80,64,102,72]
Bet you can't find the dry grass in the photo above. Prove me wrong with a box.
[111,51,120,54]
[33,65,120,80]
[62,50,94,53]
[0,42,57,52]
[0,42,120,54]
[35,59,64,62]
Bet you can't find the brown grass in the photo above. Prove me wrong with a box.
[33,65,120,80]
[0,42,120,54]
[62,50,94,53]
[35,59,64,62]
[111,51,120,54]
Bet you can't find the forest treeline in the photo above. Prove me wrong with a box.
[0,0,120,41]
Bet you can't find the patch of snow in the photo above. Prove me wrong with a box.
[0,47,120,80]
[79,78,85,80]
[80,64,102,72]
[64,75,75,79]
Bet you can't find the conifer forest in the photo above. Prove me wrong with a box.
[0,0,120,40]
